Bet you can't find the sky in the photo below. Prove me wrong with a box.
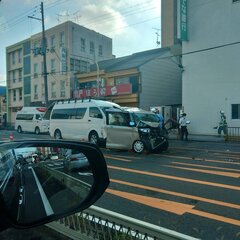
[0,0,161,86]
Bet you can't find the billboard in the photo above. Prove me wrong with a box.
[177,0,188,41]
[73,84,132,98]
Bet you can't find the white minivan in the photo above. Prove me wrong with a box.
[15,107,49,134]
[49,99,120,144]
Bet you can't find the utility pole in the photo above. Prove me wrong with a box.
[40,2,49,107]
[29,2,48,106]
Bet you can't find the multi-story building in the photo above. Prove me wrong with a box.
[6,21,113,125]
[162,0,240,135]
[75,48,182,118]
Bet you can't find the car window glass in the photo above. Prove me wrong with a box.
[108,112,129,126]
[89,107,103,119]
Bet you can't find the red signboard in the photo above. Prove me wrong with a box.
[73,84,132,98]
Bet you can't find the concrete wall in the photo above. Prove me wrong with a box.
[182,0,240,134]
[139,56,182,110]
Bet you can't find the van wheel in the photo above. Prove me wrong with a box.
[133,140,145,153]
[89,131,99,145]
[35,127,40,135]
[54,130,62,139]
[17,126,22,133]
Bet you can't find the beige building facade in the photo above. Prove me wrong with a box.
[6,21,113,125]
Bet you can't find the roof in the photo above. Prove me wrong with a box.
[90,47,170,73]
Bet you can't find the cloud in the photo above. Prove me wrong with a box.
[0,74,6,86]
[73,4,127,37]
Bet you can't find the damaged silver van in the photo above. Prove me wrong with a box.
[105,107,168,153]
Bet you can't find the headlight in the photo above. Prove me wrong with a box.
[139,128,150,133]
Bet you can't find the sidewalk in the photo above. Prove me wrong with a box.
[168,132,226,142]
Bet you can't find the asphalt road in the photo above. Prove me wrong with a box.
[0,130,240,240]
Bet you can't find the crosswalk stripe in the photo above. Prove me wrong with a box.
[110,178,240,209]
[107,189,240,226]
[106,189,194,215]
[159,154,240,165]
[163,165,240,178]
[171,162,240,172]
[105,156,131,162]
[108,165,240,191]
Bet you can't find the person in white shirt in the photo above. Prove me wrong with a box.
[179,113,189,140]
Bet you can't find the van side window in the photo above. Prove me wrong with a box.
[89,107,103,119]
[51,109,69,119]
[76,108,87,119]
[36,114,42,120]
[16,114,34,120]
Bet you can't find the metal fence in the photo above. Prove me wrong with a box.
[225,127,240,142]
[46,206,199,240]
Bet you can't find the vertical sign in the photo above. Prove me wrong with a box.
[180,0,188,41]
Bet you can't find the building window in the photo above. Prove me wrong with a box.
[12,71,16,83]
[60,80,65,97]
[51,59,56,73]
[12,52,16,65]
[19,69,22,82]
[34,84,38,99]
[232,104,240,119]
[33,41,39,57]
[51,82,56,98]
[98,45,103,56]
[42,83,45,98]
[81,38,85,52]
[41,61,44,74]
[19,88,22,101]
[90,41,94,54]
[50,35,56,49]
[18,49,22,63]
[34,63,38,78]
[13,90,16,101]
[80,60,88,73]
[60,32,65,47]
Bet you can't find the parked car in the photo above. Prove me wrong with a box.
[64,149,90,171]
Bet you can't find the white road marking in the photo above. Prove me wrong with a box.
[30,167,54,216]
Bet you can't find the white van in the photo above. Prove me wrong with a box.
[49,99,120,144]
[15,107,49,134]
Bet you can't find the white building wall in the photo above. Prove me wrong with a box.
[182,0,240,135]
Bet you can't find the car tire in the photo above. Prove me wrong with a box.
[132,140,145,153]
[17,126,22,133]
[154,140,169,153]
[54,130,62,139]
[89,131,99,145]
[35,127,40,135]
[162,140,169,151]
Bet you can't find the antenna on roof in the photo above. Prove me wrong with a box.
[152,28,161,47]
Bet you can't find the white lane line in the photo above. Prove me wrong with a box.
[30,167,54,216]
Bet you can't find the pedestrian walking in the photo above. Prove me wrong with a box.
[217,110,228,136]
[179,113,189,140]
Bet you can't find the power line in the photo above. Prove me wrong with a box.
[75,1,155,26]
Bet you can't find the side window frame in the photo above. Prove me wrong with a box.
[89,107,103,119]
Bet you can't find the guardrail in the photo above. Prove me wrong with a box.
[225,127,240,142]
[46,205,199,240]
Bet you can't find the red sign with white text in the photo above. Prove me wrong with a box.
[73,84,132,98]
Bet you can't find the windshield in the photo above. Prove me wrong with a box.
[133,112,159,124]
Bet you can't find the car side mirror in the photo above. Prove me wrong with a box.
[0,140,109,229]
